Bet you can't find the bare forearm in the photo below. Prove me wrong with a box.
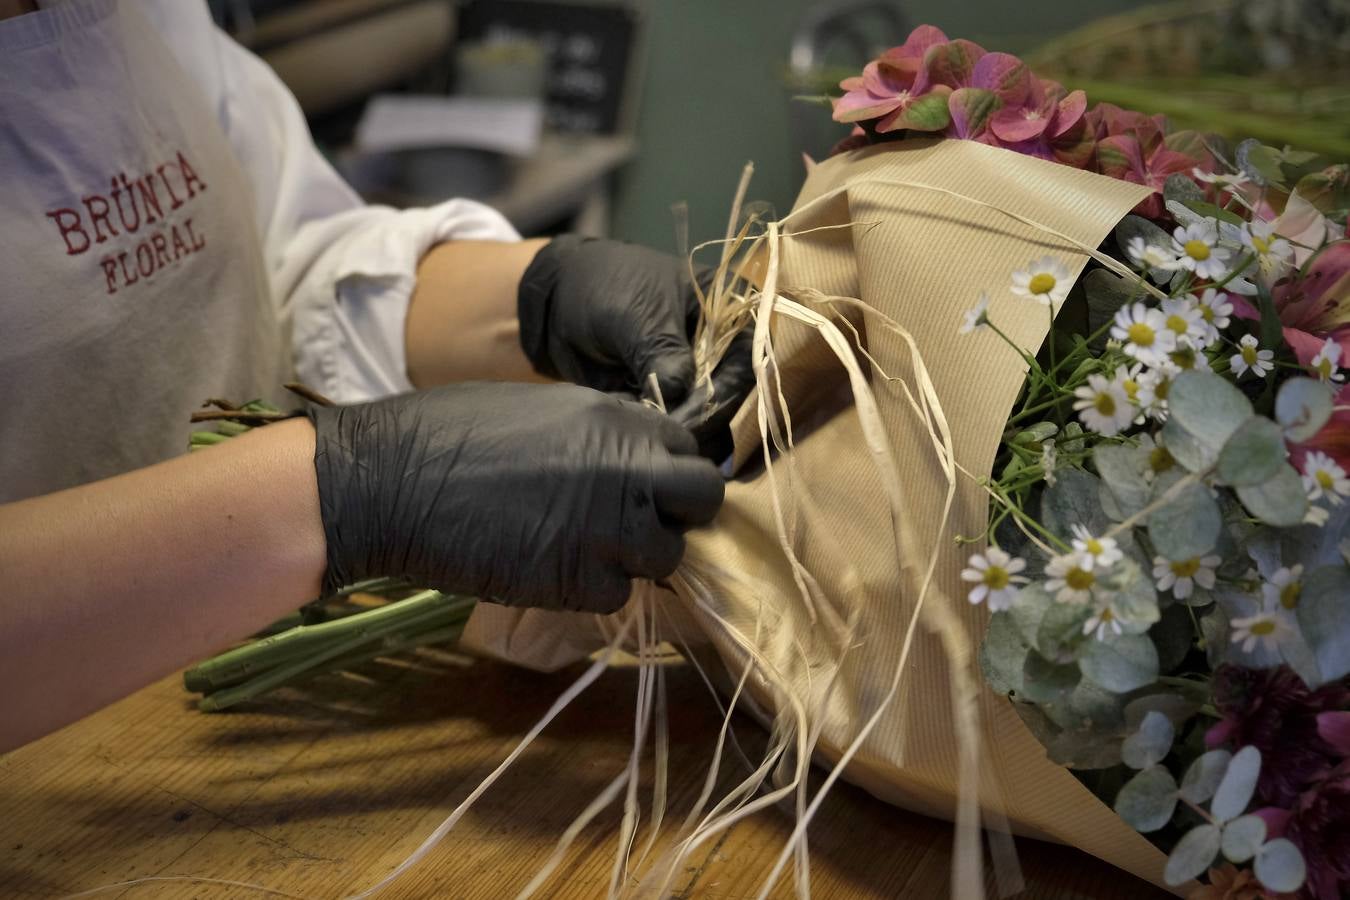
[0,419,325,750]
[404,238,549,387]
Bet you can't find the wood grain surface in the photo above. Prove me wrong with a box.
[0,648,1171,899]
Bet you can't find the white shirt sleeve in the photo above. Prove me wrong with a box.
[141,0,521,402]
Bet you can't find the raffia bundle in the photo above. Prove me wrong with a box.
[449,138,1183,898]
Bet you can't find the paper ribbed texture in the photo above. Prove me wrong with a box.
[460,139,1178,894]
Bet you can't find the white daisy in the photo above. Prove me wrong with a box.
[960,292,991,335]
[960,547,1028,611]
[1192,167,1252,191]
[1136,365,1176,422]
[1310,338,1345,384]
[1230,600,1290,654]
[1082,600,1125,641]
[1126,236,1179,282]
[1071,524,1123,569]
[1010,256,1073,307]
[1160,295,1211,349]
[1261,564,1305,611]
[1112,303,1177,366]
[1240,219,1294,282]
[1230,334,1274,379]
[1073,373,1134,436]
[1045,551,1098,605]
[1041,439,1058,487]
[1165,342,1213,373]
[1194,288,1233,344]
[1171,221,1232,282]
[1117,364,1148,425]
[1152,554,1221,600]
[1302,451,1350,505]
[1305,503,1332,527]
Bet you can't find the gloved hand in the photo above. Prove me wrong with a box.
[307,382,723,613]
[517,236,755,459]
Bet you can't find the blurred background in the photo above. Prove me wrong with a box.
[207,0,1350,253]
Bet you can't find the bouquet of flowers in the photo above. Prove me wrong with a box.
[829,23,1350,900]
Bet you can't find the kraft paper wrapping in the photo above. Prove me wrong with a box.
[460,139,1180,893]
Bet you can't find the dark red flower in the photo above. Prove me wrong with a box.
[1284,761,1350,900]
[1207,665,1350,807]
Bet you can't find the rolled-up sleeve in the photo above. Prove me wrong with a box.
[195,10,519,401]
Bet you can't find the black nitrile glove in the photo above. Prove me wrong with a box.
[518,236,754,460]
[307,382,724,613]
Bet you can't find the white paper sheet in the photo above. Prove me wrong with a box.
[354,95,545,157]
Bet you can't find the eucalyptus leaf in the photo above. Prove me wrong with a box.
[1114,214,1172,262]
[1122,710,1174,770]
[1084,269,1137,337]
[1021,651,1081,704]
[1236,463,1309,527]
[1297,565,1350,682]
[1148,473,1222,561]
[1036,600,1092,661]
[1125,692,1199,731]
[980,610,1028,695]
[1161,417,1217,473]
[1040,468,1111,541]
[1275,378,1334,443]
[1221,815,1267,863]
[1254,838,1307,893]
[1168,372,1253,463]
[1180,749,1232,804]
[1216,416,1288,487]
[1094,444,1151,519]
[1164,173,1206,205]
[1114,764,1179,833]
[1081,634,1160,693]
[1212,745,1261,823]
[1010,583,1053,648]
[1182,198,1244,227]
[1013,421,1059,446]
[1165,824,1221,886]
[1236,138,1286,187]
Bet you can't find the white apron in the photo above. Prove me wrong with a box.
[0,0,287,502]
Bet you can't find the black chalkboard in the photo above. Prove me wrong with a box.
[457,0,638,135]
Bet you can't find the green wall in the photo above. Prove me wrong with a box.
[612,0,1149,251]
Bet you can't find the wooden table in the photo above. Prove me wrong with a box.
[0,649,1170,899]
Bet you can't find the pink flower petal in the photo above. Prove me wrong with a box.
[917,38,987,91]
[1317,711,1350,755]
[990,106,1049,143]
[1051,90,1087,139]
[882,24,949,61]
[969,51,1030,103]
[1254,806,1291,839]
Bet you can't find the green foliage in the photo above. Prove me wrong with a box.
[1115,764,1178,832]
[1297,565,1350,683]
[1165,823,1221,886]
[1081,633,1160,694]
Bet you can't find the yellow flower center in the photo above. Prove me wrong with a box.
[1154,378,1172,401]
[1085,538,1105,555]
[1066,568,1096,591]
[1250,619,1276,636]
[1166,314,1189,334]
[1094,392,1117,416]
[1281,581,1302,610]
[1200,305,1215,323]
[1029,273,1057,296]
[1123,378,1140,401]
[1185,239,1211,261]
[1171,347,1200,369]
[1242,345,1259,365]
[1128,322,1157,347]
[1317,358,1335,379]
[1171,558,1202,578]
[983,566,1011,590]
[1251,234,1271,255]
[1098,607,1115,623]
[1316,470,1336,490]
[1150,446,1176,473]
